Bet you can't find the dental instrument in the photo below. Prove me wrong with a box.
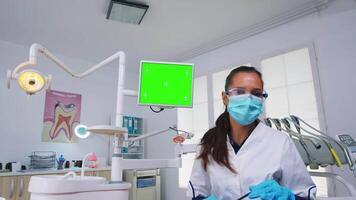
[264,116,356,199]
[280,118,324,169]
[288,116,355,174]
[237,192,250,200]
[287,116,343,168]
[269,118,317,167]
[263,118,273,128]
[281,118,322,149]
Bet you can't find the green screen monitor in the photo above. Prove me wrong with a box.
[138,61,194,108]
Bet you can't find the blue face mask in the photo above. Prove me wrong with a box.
[227,94,263,126]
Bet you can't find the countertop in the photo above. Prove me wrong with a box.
[0,166,111,177]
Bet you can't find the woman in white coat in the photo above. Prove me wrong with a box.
[187,66,316,200]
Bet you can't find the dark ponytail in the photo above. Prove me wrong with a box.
[197,66,263,173]
[197,109,236,173]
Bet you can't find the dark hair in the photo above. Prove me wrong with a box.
[224,66,264,92]
[197,66,263,173]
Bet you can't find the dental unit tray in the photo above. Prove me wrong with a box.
[264,116,356,200]
[264,116,355,173]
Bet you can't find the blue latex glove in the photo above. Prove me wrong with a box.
[203,196,218,200]
[249,179,295,200]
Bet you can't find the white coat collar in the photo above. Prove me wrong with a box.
[226,122,266,155]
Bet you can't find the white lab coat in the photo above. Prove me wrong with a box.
[187,122,316,200]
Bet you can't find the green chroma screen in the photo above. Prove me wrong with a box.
[139,61,194,107]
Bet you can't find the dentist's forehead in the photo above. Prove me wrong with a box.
[229,72,263,90]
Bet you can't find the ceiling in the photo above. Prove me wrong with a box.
[0,0,316,72]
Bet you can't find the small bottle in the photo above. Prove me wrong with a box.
[86,153,98,168]
[64,161,70,169]
[72,160,76,168]
[56,155,65,170]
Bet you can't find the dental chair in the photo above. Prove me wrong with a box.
[264,116,356,200]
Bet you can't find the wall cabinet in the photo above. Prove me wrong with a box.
[121,116,145,159]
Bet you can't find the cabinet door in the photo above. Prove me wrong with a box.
[0,176,18,200]
[85,171,97,176]
[17,176,31,200]
[96,171,111,181]
[137,187,156,200]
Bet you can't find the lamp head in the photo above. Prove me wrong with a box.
[17,69,45,95]
[7,61,52,95]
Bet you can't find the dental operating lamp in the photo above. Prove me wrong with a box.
[6,43,197,183]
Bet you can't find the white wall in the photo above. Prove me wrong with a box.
[0,40,141,166]
[149,1,356,199]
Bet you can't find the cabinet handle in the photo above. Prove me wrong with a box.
[19,177,24,197]
[9,178,15,199]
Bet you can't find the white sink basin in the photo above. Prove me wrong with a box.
[29,174,130,194]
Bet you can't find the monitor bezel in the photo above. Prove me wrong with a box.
[138,60,195,108]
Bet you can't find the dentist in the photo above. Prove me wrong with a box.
[187,66,316,200]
